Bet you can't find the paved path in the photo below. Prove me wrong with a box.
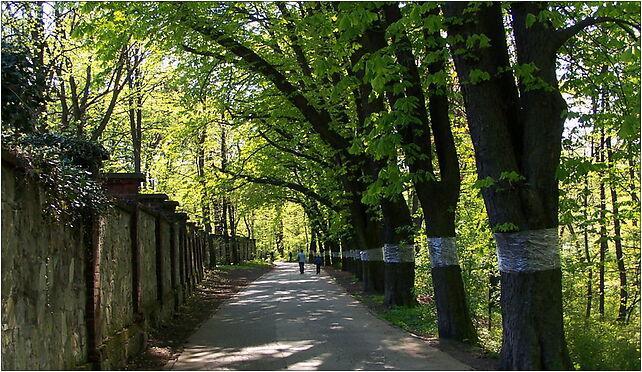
[170,262,471,370]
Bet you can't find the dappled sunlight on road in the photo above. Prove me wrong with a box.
[172,262,471,371]
[174,340,321,370]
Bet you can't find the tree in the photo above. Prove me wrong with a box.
[443,1,639,368]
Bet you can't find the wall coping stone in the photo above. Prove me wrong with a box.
[101,173,146,180]
[136,194,168,201]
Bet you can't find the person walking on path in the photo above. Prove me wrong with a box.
[296,250,306,274]
[314,255,322,274]
[289,252,293,262]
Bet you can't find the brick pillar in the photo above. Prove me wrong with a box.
[101,173,145,200]
[135,194,169,305]
[174,213,189,300]
[85,215,102,368]
[193,229,202,282]
[186,223,195,289]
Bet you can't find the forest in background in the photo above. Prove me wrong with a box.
[1,2,639,370]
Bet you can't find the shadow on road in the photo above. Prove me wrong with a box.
[172,262,470,371]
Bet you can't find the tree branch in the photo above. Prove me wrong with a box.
[213,164,341,212]
[556,16,640,51]
[181,43,226,60]
[257,128,332,167]
[275,2,313,78]
[184,19,351,152]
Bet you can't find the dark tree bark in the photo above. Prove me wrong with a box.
[228,203,239,263]
[583,159,593,318]
[220,128,231,265]
[196,124,215,267]
[381,3,476,340]
[442,2,578,368]
[381,195,415,307]
[126,48,144,173]
[90,45,129,141]
[597,128,608,318]
[606,136,629,322]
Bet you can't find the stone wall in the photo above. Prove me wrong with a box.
[1,162,89,370]
[94,207,142,370]
[0,157,257,370]
[137,207,159,324]
[97,208,135,346]
[157,218,175,323]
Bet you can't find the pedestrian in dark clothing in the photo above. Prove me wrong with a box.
[289,252,293,262]
[296,250,306,274]
[314,256,322,274]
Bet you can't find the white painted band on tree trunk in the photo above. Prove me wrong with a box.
[428,237,459,268]
[360,248,384,262]
[383,244,415,263]
[352,250,361,261]
[494,228,560,273]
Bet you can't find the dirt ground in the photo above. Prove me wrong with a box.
[123,264,273,370]
[325,266,498,371]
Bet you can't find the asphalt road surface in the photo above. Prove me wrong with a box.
[170,262,471,370]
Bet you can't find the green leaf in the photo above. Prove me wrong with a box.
[468,69,491,84]
[499,171,525,182]
[492,222,519,233]
[525,13,537,28]
[473,176,495,189]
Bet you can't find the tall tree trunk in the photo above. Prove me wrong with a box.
[126,48,144,174]
[196,126,214,266]
[219,126,231,264]
[606,136,628,322]
[309,229,317,263]
[128,94,142,173]
[275,214,284,258]
[90,45,128,141]
[583,158,593,318]
[443,2,572,368]
[628,158,639,227]
[323,236,331,267]
[229,204,239,264]
[382,3,477,341]
[381,195,416,307]
[345,27,388,293]
[410,191,423,233]
[221,196,230,264]
[597,128,608,319]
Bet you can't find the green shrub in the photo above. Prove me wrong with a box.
[3,132,110,222]
[566,316,641,370]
